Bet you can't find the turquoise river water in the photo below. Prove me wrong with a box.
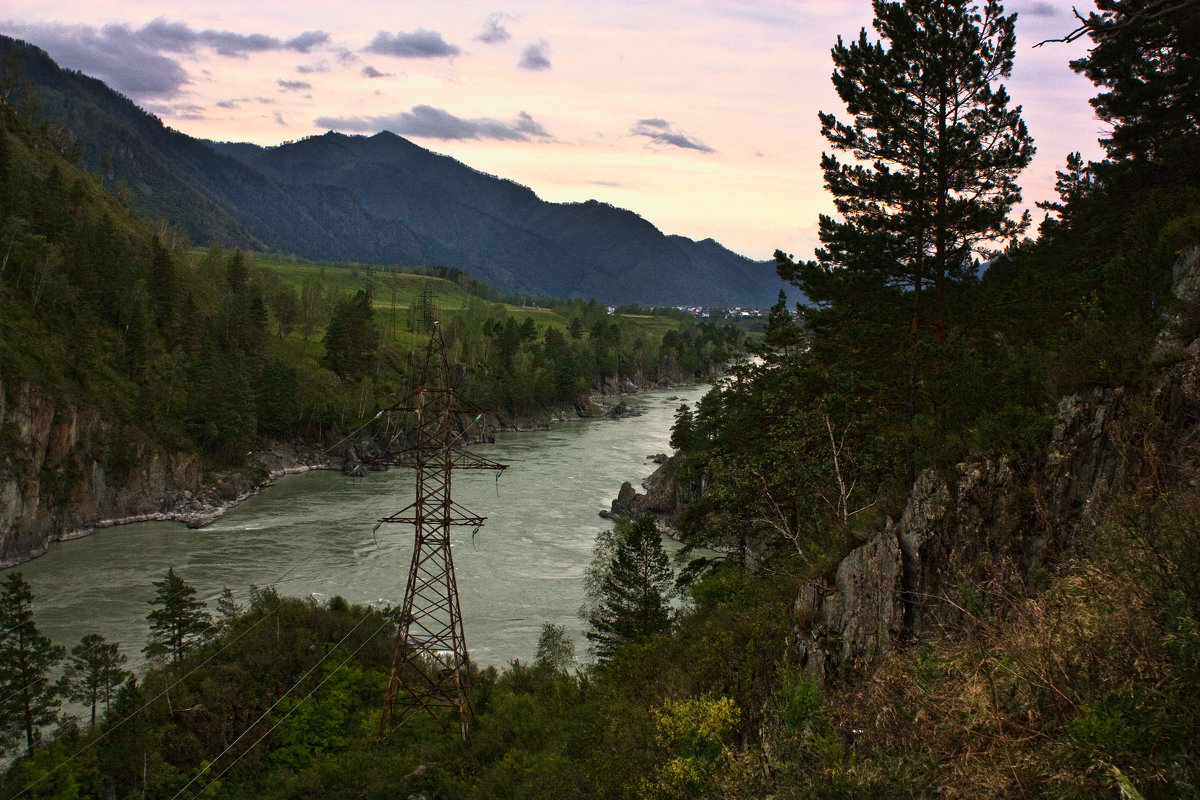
[2,384,709,675]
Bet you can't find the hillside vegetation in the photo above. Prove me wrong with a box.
[2,2,1200,798]
[0,97,740,462]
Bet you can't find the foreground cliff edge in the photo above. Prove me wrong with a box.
[615,246,1200,688]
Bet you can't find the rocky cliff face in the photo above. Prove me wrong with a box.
[793,388,1127,682]
[0,378,203,566]
[611,399,1129,678]
[0,377,338,567]
[793,245,1200,684]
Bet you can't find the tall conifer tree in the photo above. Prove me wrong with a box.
[584,515,674,662]
[0,573,64,753]
[777,0,1034,485]
[780,0,1034,322]
[321,289,381,380]
[145,568,212,663]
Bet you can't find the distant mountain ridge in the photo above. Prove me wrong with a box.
[1,35,786,307]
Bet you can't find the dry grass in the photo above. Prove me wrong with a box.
[756,492,1200,799]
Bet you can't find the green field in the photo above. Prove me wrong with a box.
[234,250,697,354]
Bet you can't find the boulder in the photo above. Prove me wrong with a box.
[607,481,639,518]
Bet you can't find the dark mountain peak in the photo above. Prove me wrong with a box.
[368,129,415,147]
[3,32,788,306]
[205,140,267,161]
[565,198,653,227]
[670,235,779,270]
[695,237,729,251]
[282,131,354,157]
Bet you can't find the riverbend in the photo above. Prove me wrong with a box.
[5,384,708,670]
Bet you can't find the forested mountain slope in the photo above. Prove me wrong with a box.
[2,2,1199,797]
[0,35,784,307]
[0,88,744,567]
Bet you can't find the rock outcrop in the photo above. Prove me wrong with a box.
[601,456,705,527]
[0,376,338,566]
[794,387,1127,682]
[0,378,204,566]
[601,481,640,520]
[792,247,1200,684]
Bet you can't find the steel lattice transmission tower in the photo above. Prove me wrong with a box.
[373,293,507,740]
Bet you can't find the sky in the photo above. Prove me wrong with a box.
[3,1,1106,263]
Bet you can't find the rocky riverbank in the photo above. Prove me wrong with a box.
[0,417,336,568]
[0,374,705,568]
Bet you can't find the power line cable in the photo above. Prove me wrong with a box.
[4,596,293,799]
[3,515,388,798]
[169,608,390,799]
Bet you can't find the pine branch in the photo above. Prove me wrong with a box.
[1034,0,1200,47]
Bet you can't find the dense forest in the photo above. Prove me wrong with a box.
[2,0,1200,797]
[0,81,743,466]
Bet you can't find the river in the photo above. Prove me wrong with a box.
[3,383,709,673]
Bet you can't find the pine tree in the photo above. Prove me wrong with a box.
[144,568,212,663]
[225,248,249,294]
[519,315,538,343]
[1067,0,1200,163]
[781,0,1035,319]
[760,289,803,355]
[321,289,381,379]
[60,633,130,728]
[777,0,1035,487]
[670,403,698,452]
[584,515,674,661]
[0,573,64,753]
